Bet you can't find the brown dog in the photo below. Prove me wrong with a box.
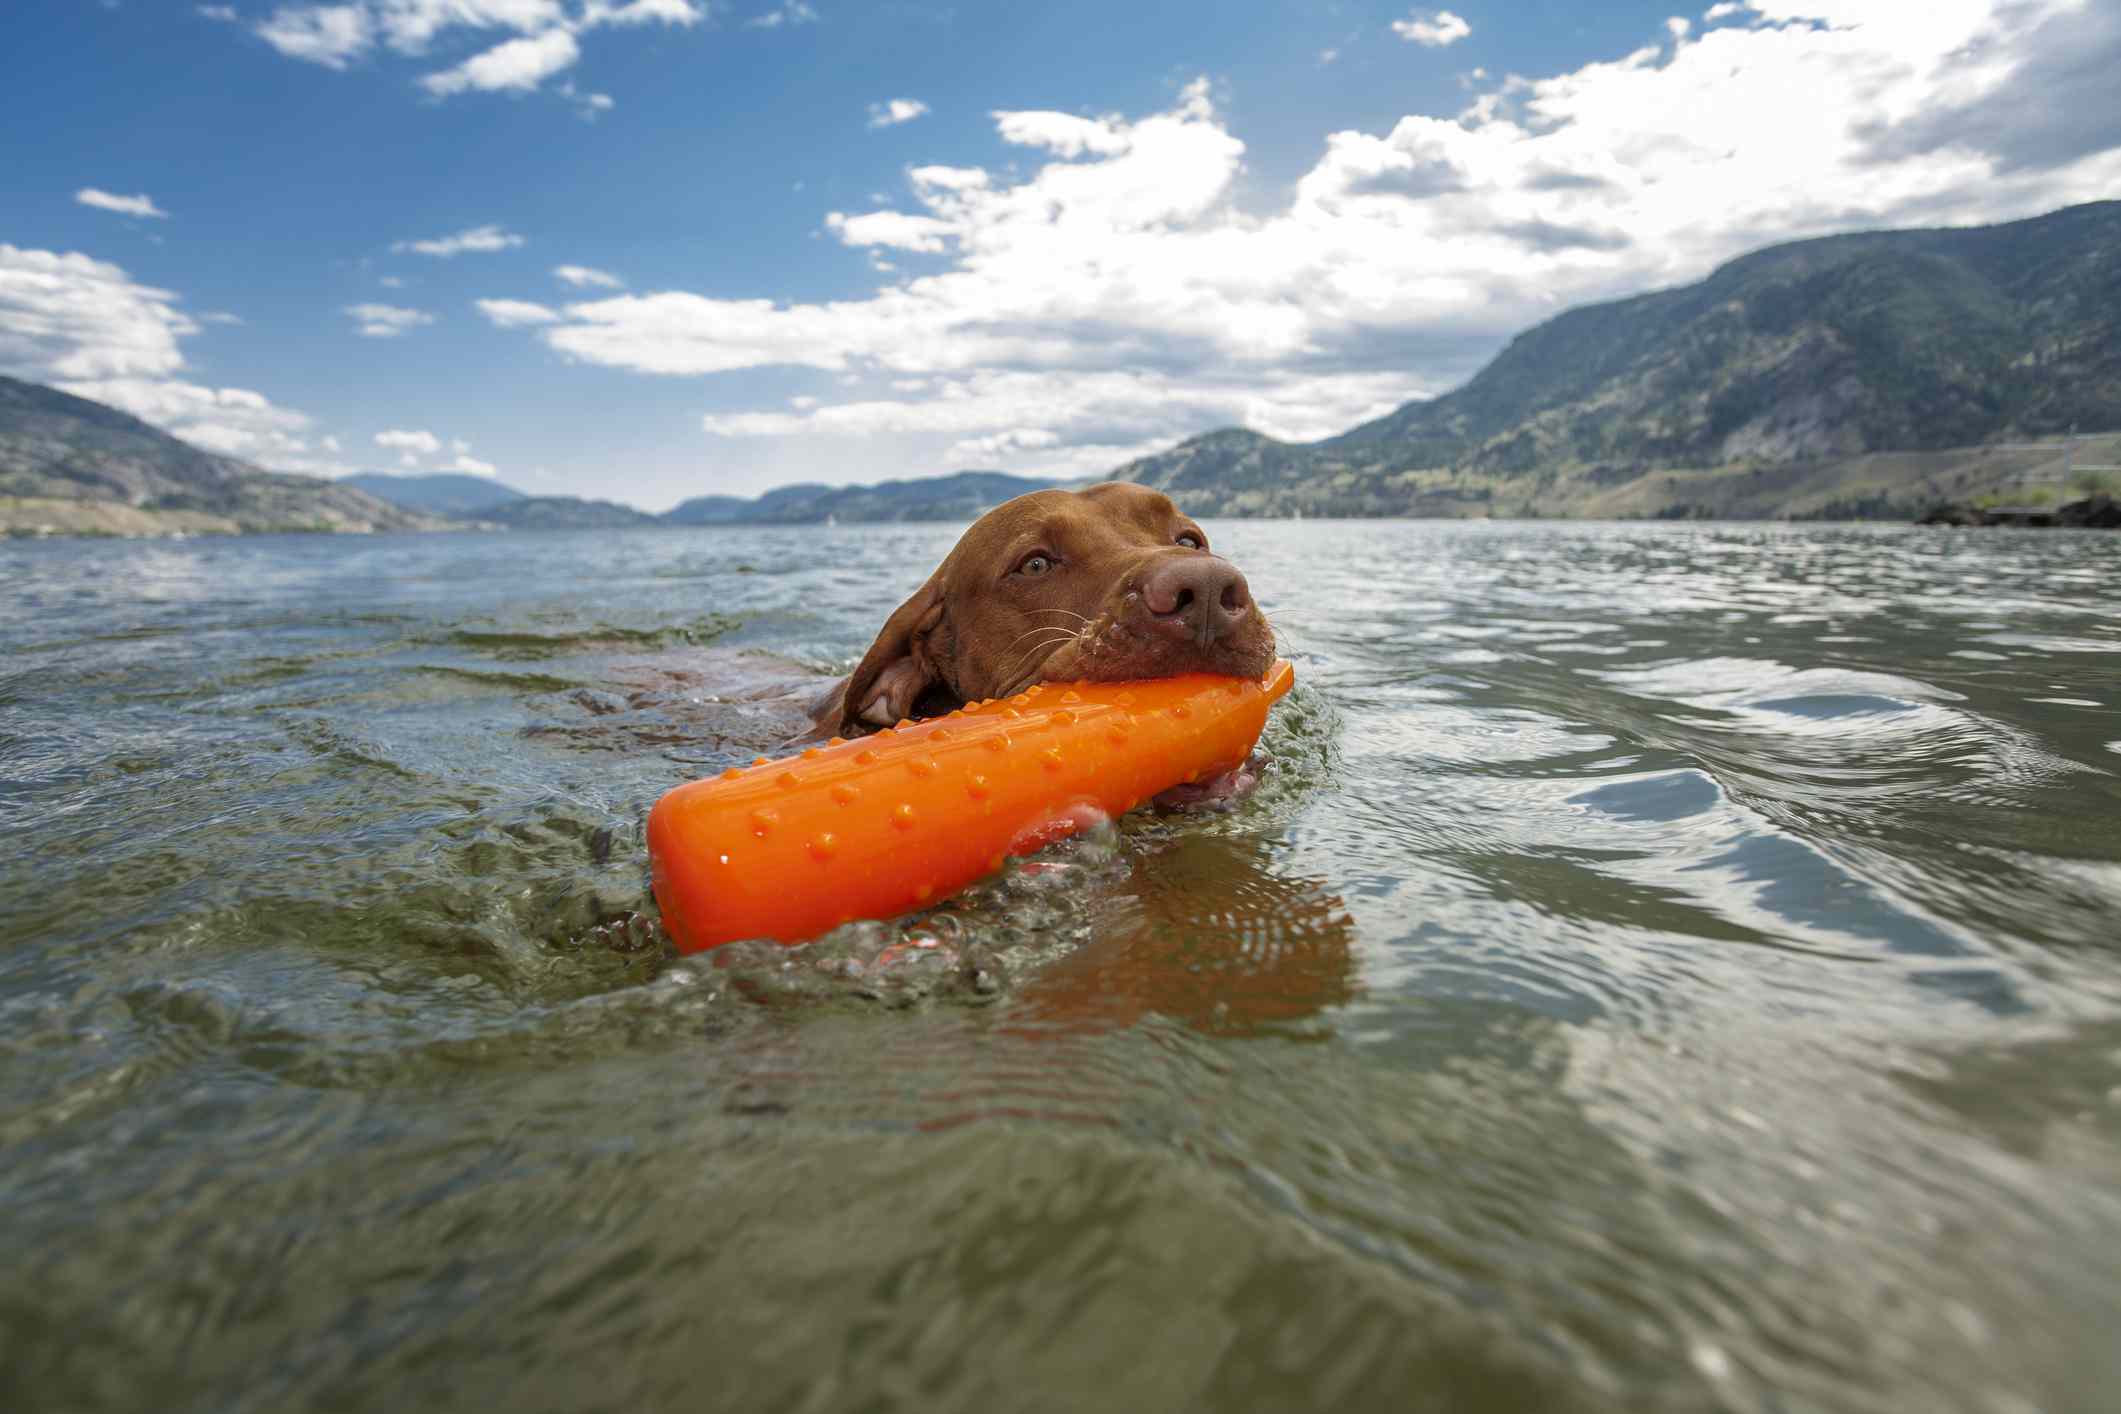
[811,482,1274,743]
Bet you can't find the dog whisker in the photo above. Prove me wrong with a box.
[996,622,1081,656]
[1260,609,1312,656]
[995,629,1081,693]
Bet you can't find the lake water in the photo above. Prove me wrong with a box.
[4,520,2119,1413]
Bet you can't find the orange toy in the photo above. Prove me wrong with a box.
[648,660,1295,953]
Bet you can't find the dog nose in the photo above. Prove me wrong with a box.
[1140,554,1252,643]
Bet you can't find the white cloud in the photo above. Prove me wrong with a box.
[344,302,436,337]
[375,428,442,456]
[0,244,339,473]
[474,297,561,326]
[198,5,238,20]
[823,209,956,253]
[745,1,818,27]
[557,81,615,119]
[1392,10,1471,47]
[1703,2,1750,19]
[76,189,170,220]
[992,109,1129,157]
[373,430,496,476]
[579,0,701,27]
[1,245,192,382]
[420,27,578,95]
[376,1,568,52]
[245,1,698,102]
[75,378,327,467]
[254,5,374,67]
[1667,16,1693,39]
[379,274,406,288]
[552,263,624,288]
[392,224,525,257]
[477,5,2121,481]
[199,311,245,325]
[867,98,929,129]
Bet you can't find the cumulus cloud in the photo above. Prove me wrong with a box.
[1,245,193,383]
[477,4,2121,481]
[375,428,442,460]
[392,224,525,257]
[420,27,579,95]
[371,431,497,475]
[992,109,1128,156]
[552,263,624,288]
[823,210,956,253]
[344,302,436,337]
[1852,0,2121,175]
[198,5,239,19]
[474,297,561,326]
[1392,9,1471,47]
[76,189,170,220]
[245,0,699,102]
[254,4,374,67]
[580,0,701,26]
[377,1,568,52]
[867,98,929,129]
[0,244,337,473]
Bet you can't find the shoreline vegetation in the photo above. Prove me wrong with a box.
[8,200,2117,541]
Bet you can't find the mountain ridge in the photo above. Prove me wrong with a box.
[1,376,445,536]
[1114,200,2121,518]
[11,201,2120,536]
[340,472,528,515]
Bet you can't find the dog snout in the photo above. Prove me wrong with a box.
[1139,554,1253,644]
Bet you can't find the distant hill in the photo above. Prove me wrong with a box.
[466,495,662,530]
[22,201,2116,539]
[1115,201,2121,519]
[428,471,1073,531]
[342,471,527,515]
[1,376,442,536]
[659,493,752,525]
[664,471,1071,525]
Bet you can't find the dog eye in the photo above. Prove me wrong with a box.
[1176,531,1206,550]
[1017,554,1053,577]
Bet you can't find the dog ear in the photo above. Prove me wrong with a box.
[840,573,946,732]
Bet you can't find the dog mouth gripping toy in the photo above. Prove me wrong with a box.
[647,660,1294,954]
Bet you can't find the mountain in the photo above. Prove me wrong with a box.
[342,471,528,515]
[664,470,1071,525]
[1115,201,2121,518]
[659,493,752,525]
[1,376,442,536]
[467,495,662,529]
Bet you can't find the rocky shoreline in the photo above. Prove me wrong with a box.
[1916,493,2121,528]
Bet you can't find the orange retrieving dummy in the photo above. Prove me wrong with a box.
[647,659,1295,953]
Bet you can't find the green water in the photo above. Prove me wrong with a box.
[3,521,2119,1412]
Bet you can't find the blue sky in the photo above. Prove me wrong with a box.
[5,1,2118,509]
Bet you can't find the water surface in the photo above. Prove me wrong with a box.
[4,521,2119,1412]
